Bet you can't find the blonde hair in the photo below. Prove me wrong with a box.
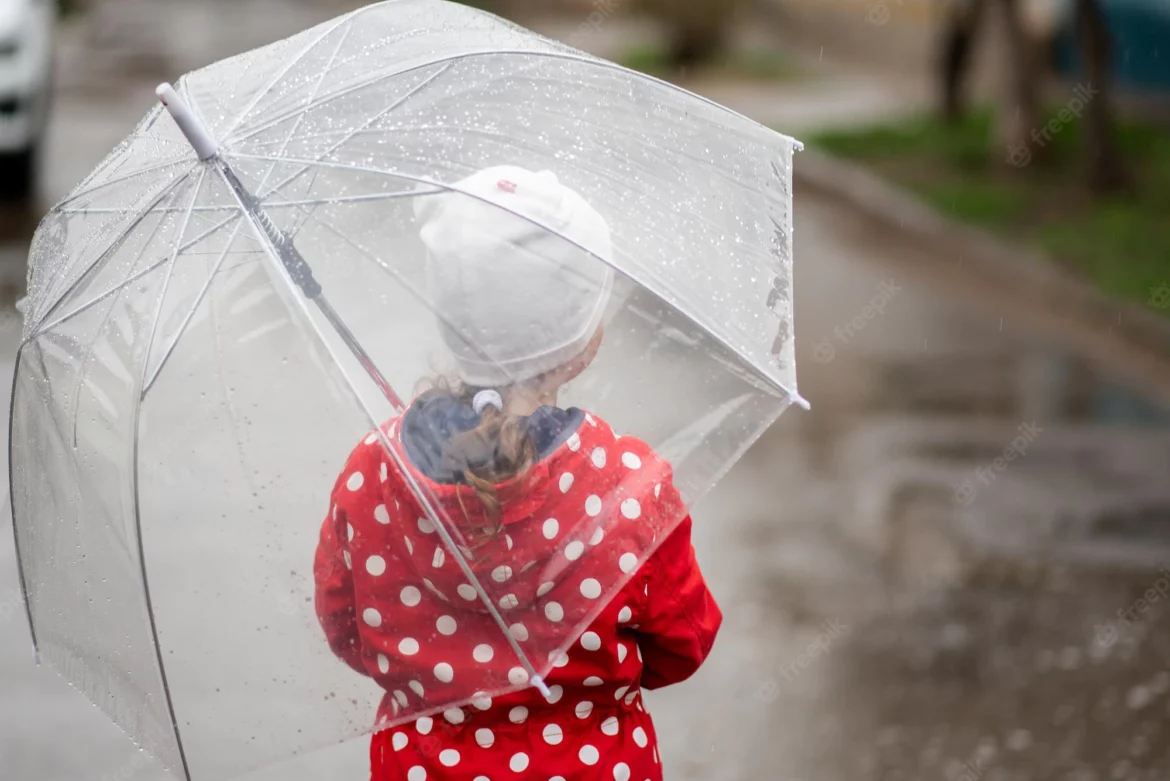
[430,381,538,543]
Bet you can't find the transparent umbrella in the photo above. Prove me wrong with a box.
[9,1,804,778]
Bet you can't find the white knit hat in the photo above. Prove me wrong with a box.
[416,165,614,387]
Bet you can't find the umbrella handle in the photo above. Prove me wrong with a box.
[218,158,406,411]
[156,84,219,160]
[157,82,406,412]
[531,674,552,699]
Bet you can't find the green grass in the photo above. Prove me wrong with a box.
[809,108,1170,315]
[620,44,799,83]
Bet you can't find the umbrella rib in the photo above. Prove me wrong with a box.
[67,171,204,449]
[267,22,353,178]
[128,167,206,781]
[229,56,450,147]
[28,211,242,345]
[7,342,41,661]
[228,49,801,154]
[223,26,430,146]
[252,19,355,198]
[139,166,208,399]
[283,167,326,238]
[216,6,363,142]
[228,23,366,258]
[57,191,445,214]
[141,218,245,395]
[34,170,196,332]
[252,62,453,202]
[62,186,183,447]
[228,152,415,180]
[57,205,239,215]
[271,189,443,208]
[250,118,767,244]
[56,157,192,210]
[248,154,808,406]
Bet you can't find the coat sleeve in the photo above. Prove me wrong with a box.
[634,514,722,689]
[313,483,368,677]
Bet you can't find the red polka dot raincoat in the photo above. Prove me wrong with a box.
[314,409,722,780]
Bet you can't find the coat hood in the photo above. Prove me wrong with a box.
[319,404,683,722]
[375,398,660,618]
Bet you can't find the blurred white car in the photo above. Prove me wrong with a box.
[0,0,52,198]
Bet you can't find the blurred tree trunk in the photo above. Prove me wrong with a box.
[938,0,989,121]
[639,0,740,68]
[667,22,724,68]
[1075,0,1130,194]
[991,0,1043,164]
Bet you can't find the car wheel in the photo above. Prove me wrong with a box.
[0,145,38,202]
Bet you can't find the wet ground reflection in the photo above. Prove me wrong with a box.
[751,296,1170,779]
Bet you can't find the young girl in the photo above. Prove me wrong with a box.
[314,166,721,780]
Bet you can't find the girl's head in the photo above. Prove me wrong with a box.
[415,166,613,528]
[417,165,613,392]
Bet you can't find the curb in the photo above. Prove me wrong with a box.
[792,148,1170,361]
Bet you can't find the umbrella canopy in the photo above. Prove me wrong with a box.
[9,1,803,778]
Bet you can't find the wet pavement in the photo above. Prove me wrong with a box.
[661,196,1170,781]
[2,2,1170,780]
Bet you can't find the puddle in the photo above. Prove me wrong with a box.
[752,258,1170,779]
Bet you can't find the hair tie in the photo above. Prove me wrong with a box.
[472,389,504,416]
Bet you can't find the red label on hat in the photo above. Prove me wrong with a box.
[496,179,517,193]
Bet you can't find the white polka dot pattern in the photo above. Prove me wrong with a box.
[543,723,564,745]
[323,411,692,781]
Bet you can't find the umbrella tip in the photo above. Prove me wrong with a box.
[792,391,811,411]
[532,674,552,699]
[156,82,220,161]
